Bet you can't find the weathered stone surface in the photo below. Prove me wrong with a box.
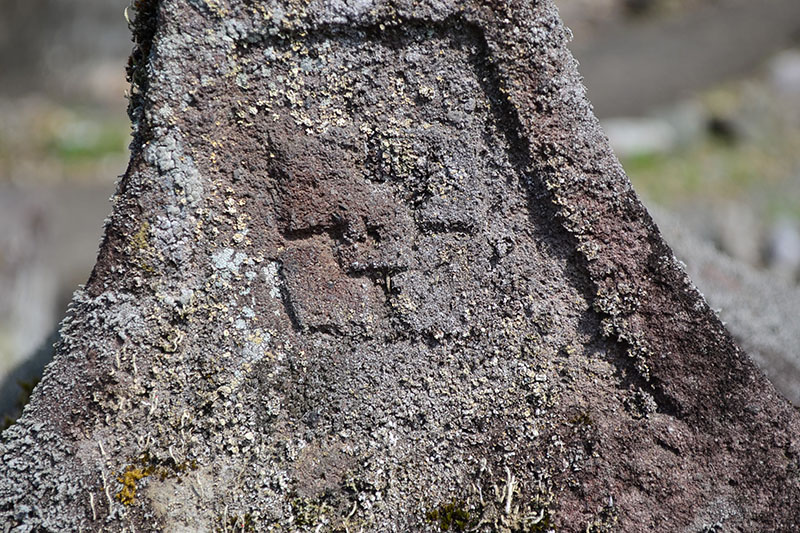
[2,1,799,531]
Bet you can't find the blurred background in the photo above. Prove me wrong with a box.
[0,0,799,422]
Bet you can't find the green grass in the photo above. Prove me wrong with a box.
[622,133,800,221]
[45,117,128,163]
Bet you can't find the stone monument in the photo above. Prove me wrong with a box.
[2,1,799,531]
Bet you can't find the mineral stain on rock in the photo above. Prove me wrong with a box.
[2,1,799,532]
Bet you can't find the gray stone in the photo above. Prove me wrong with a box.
[767,215,800,279]
[770,49,800,95]
[602,116,678,157]
[712,202,764,267]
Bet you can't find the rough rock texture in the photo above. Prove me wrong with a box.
[2,1,800,531]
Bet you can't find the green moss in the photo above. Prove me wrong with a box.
[425,499,555,533]
[139,450,198,479]
[217,514,255,532]
[622,130,800,219]
[291,497,333,527]
[585,501,618,532]
[568,412,592,427]
[426,501,475,532]
[45,119,128,163]
[527,511,555,533]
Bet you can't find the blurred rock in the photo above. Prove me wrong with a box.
[651,204,800,404]
[664,99,707,148]
[0,189,55,381]
[602,100,705,157]
[766,215,800,280]
[0,0,129,103]
[623,0,659,16]
[770,49,800,95]
[0,182,113,385]
[564,0,800,117]
[603,117,677,157]
[713,202,763,266]
[0,328,58,428]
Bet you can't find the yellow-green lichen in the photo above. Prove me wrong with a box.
[115,465,152,505]
[129,220,156,273]
[115,452,198,505]
[130,221,150,251]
